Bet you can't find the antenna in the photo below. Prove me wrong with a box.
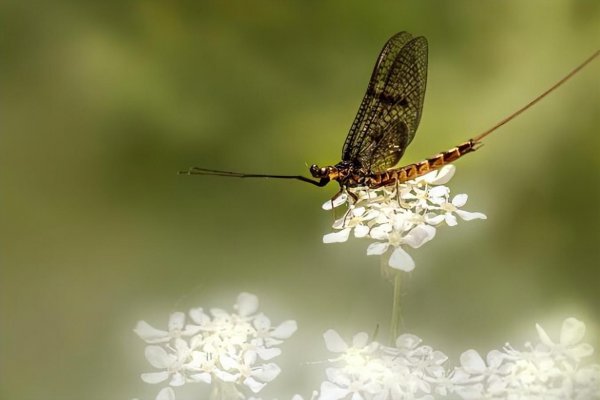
[178,167,328,187]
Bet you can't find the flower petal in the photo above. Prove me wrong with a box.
[536,323,555,347]
[404,225,436,248]
[169,372,185,387]
[487,349,505,368]
[181,324,202,336]
[156,387,176,400]
[256,347,281,360]
[174,338,190,356]
[452,193,468,207]
[271,320,298,339]
[425,165,456,185]
[323,228,351,244]
[134,321,169,343]
[325,367,351,386]
[189,372,211,384]
[141,371,169,384]
[332,215,349,230]
[323,329,348,353]
[168,312,185,331]
[445,213,458,227]
[213,369,239,382]
[560,317,586,346]
[320,381,350,400]
[145,346,174,369]
[244,376,267,393]
[389,247,415,271]
[351,392,364,400]
[369,225,391,240]
[354,224,370,238]
[352,332,369,348]
[351,206,366,217]
[220,354,238,370]
[252,363,281,382]
[396,334,422,349]
[188,308,210,325]
[366,241,389,256]
[568,343,594,360]
[425,214,445,225]
[460,349,486,374]
[455,210,487,221]
[429,185,449,198]
[322,194,348,210]
[253,313,271,330]
[235,292,259,316]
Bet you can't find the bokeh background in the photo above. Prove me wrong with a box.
[2,0,599,399]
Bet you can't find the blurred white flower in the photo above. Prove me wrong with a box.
[134,293,296,399]
[141,338,194,386]
[534,317,594,363]
[318,330,448,400]
[449,318,600,399]
[322,165,486,271]
[316,319,599,400]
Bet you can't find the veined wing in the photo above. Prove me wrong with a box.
[341,32,428,172]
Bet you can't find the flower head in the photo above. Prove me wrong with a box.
[322,165,486,271]
[449,318,600,399]
[134,293,297,399]
[318,330,449,400]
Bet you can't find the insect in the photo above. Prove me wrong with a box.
[181,32,598,198]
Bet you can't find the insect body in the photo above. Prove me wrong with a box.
[309,138,479,189]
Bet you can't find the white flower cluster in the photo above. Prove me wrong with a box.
[448,317,599,400]
[317,318,600,400]
[134,293,297,400]
[322,165,486,271]
[319,330,448,400]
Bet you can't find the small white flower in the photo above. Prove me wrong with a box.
[323,330,378,363]
[135,293,296,398]
[319,330,449,400]
[449,318,600,400]
[252,314,298,358]
[322,166,486,271]
[141,339,192,386]
[427,193,486,227]
[535,317,594,362]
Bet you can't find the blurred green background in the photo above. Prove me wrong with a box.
[2,0,599,399]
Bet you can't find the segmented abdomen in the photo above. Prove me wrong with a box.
[358,139,480,188]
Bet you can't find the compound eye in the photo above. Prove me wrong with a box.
[309,164,320,177]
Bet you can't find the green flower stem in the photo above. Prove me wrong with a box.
[389,270,402,344]
[380,253,403,345]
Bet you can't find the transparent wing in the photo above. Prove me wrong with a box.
[341,33,428,172]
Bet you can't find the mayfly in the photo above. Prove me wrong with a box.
[180,32,598,198]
